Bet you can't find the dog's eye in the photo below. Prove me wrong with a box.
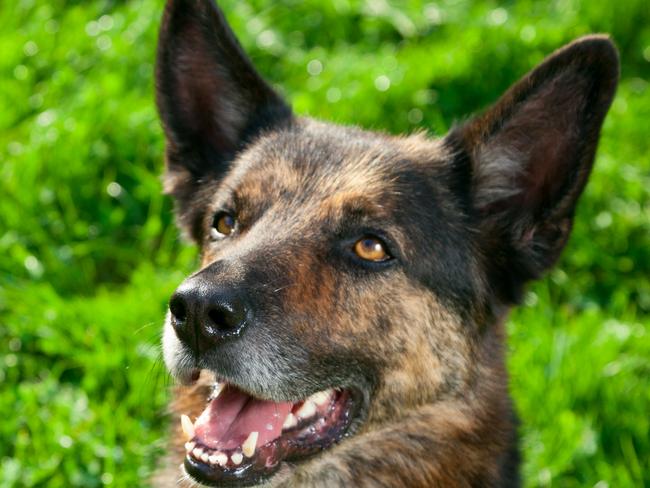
[211,212,236,239]
[353,236,391,262]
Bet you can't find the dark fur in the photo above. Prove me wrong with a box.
[152,1,619,486]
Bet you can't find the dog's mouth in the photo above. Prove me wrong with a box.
[180,379,358,486]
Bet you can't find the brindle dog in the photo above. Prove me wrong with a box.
[153,1,619,486]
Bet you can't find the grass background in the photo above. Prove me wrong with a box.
[1,0,649,486]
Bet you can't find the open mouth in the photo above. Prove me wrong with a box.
[180,379,357,486]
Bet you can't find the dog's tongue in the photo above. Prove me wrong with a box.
[193,386,293,450]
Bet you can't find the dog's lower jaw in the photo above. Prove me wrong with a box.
[159,378,519,488]
[162,411,518,488]
[166,393,518,487]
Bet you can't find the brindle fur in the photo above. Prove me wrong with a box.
[152,1,618,486]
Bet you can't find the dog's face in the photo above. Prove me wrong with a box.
[163,121,475,398]
[155,1,618,486]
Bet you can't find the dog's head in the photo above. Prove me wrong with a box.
[155,0,618,485]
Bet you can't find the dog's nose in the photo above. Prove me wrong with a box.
[169,277,249,355]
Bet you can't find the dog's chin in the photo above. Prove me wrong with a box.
[175,371,365,487]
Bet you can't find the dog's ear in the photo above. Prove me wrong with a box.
[156,0,292,240]
[446,35,619,303]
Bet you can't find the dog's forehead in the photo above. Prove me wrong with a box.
[224,119,448,210]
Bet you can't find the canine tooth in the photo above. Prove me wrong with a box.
[231,452,243,465]
[210,382,224,399]
[296,400,317,419]
[242,431,258,458]
[310,390,331,406]
[200,452,210,463]
[180,414,195,440]
[192,447,204,459]
[184,441,195,452]
[213,451,228,466]
[283,413,297,429]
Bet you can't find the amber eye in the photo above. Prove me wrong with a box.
[353,236,390,262]
[211,212,236,238]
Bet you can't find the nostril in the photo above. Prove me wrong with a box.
[207,307,227,329]
[169,294,188,324]
[207,302,246,332]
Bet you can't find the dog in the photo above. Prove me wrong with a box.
[152,0,619,486]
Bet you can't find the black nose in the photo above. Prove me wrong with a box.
[169,277,249,355]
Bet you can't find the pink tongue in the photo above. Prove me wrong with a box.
[194,386,293,450]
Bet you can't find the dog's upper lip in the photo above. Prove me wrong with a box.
[177,367,202,386]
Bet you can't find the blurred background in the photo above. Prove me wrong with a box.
[1,0,648,486]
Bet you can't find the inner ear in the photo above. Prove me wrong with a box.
[446,35,618,302]
[157,0,291,170]
[474,69,594,218]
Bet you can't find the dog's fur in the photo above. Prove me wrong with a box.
[152,1,619,486]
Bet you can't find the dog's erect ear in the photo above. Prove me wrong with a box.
[156,0,292,240]
[446,36,619,303]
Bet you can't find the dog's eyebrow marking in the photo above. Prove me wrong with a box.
[317,192,389,222]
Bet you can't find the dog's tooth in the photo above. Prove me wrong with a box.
[231,452,243,465]
[211,382,224,400]
[296,400,317,419]
[213,451,228,467]
[309,390,331,406]
[242,431,258,458]
[208,454,218,465]
[184,441,195,452]
[282,413,298,430]
[180,414,195,440]
[200,452,210,463]
[192,447,203,459]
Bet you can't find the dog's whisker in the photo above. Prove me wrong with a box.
[132,321,158,336]
[138,355,170,412]
[175,470,190,486]
[272,283,297,294]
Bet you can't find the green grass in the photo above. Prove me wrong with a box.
[1,0,648,486]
